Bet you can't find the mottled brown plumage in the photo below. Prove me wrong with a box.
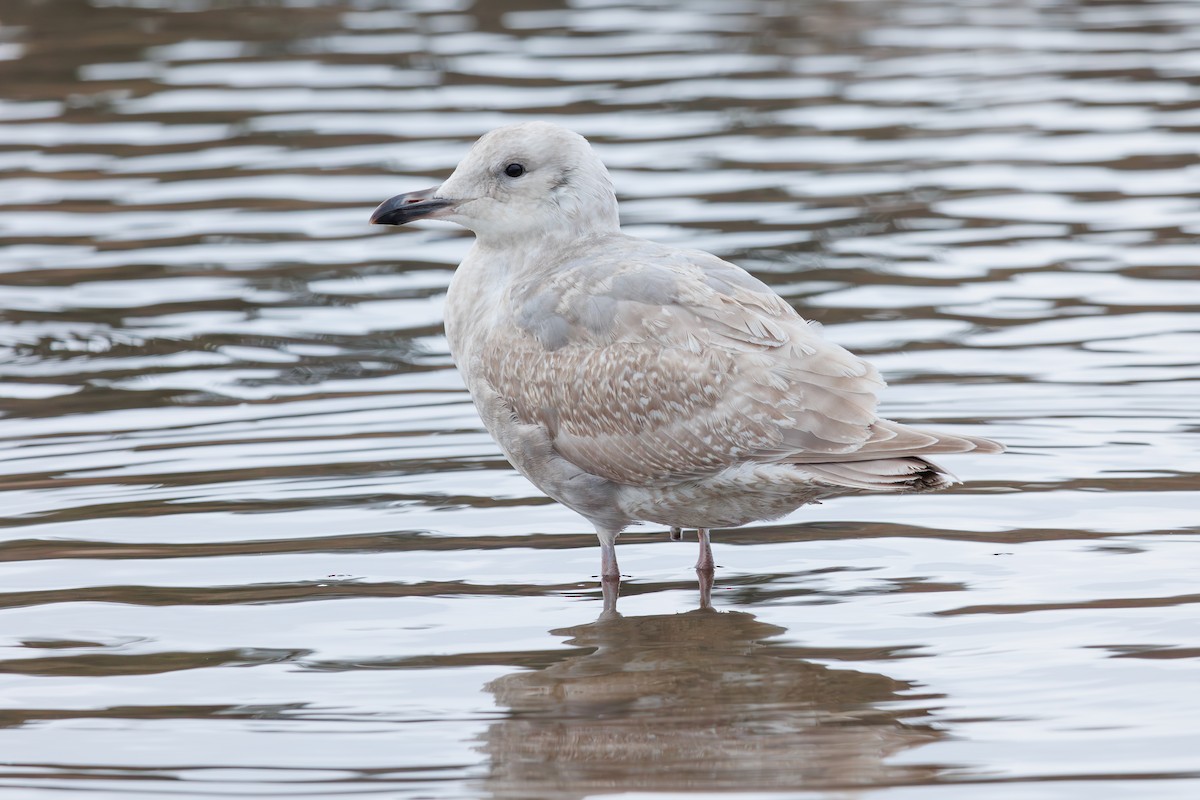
[371,122,1003,582]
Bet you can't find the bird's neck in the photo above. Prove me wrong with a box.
[473,214,618,252]
[472,226,616,277]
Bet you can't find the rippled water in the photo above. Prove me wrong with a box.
[2,0,1199,797]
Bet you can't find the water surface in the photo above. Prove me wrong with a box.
[2,0,1199,797]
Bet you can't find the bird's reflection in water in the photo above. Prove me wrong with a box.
[480,576,944,798]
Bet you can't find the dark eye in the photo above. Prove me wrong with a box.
[504,163,525,178]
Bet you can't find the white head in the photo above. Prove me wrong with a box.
[370,122,620,244]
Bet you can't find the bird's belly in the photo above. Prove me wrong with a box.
[618,463,837,530]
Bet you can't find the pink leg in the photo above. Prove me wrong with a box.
[697,566,714,610]
[599,536,620,581]
[600,574,620,616]
[695,527,714,573]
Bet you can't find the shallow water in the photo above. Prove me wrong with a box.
[2,0,1199,797]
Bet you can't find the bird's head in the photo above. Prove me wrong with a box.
[370,121,620,244]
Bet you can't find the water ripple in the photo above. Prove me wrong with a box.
[1,0,1198,798]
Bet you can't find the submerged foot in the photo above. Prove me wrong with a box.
[599,574,620,616]
[697,567,714,610]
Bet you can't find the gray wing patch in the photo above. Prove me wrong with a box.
[516,288,571,350]
[608,268,678,305]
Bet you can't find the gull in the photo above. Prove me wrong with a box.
[371,122,1002,583]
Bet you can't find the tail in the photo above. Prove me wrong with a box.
[793,418,1002,492]
[787,418,1004,463]
[801,456,957,492]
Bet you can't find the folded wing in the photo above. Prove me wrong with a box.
[477,239,1000,486]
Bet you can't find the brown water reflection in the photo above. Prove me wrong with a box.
[3,0,1200,797]
[483,584,942,798]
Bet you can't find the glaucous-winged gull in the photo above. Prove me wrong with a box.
[371,122,1002,583]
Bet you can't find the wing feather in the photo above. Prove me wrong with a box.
[477,238,998,486]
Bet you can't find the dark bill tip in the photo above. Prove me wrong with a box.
[370,188,452,226]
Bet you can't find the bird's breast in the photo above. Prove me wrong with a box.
[444,263,512,366]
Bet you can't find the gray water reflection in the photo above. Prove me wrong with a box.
[482,585,942,799]
[3,0,1200,797]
